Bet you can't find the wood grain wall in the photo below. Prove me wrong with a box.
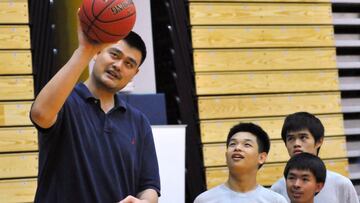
[188,0,348,189]
[0,1,37,202]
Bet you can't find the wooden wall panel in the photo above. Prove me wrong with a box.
[0,51,32,75]
[198,92,341,119]
[190,3,332,25]
[203,136,347,167]
[193,48,337,72]
[0,153,38,179]
[0,127,38,152]
[192,26,334,48]
[0,2,36,202]
[0,26,30,49]
[190,0,349,195]
[196,70,339,95]
[206,159,349,188]
[200,114,345,143]
[0,178,36,203]
[0,0,28,24]
[0,76,34,100]
[0,102,32,126]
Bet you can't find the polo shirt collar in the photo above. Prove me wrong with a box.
[75,83,127,111]
[114,94,127,111]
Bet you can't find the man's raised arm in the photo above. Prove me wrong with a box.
[30,12,110,129]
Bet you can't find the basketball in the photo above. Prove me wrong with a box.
[78,0,136,43]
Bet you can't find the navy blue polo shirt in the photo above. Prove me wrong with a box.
[31,83,160,203]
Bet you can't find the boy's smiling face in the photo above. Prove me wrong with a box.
[286,169,324,203]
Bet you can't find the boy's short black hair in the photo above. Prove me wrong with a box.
[226,122,270,154]
[281,112,324,144]
[123,31,147,66]
[284,152,326,184]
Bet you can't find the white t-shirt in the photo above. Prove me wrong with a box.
[271,170,359,203]
[194,184,287,203]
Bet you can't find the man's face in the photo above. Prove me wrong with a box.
[226,132,267,172]
[286,169,324,203]
[91,40,141,93]
[285,129,323,157]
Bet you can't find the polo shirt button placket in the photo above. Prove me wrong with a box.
[103,115,112,135]
[94,99,101,109]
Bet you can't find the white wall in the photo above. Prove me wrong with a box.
[152,125,186,203]
[130,0,157,93]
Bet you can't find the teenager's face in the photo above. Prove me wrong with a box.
[285,129,323,157]
[91,40,141,93]
[226,132,267,172]
[286,169,324,203]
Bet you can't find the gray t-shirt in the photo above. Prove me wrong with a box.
[271,170,359,203]
[194,184,287,203]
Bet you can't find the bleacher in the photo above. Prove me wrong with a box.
[0,0,37,202]
[188,0,360,197]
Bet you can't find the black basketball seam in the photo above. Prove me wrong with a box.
[87,0,117,37]
[89,27,102,42]
[90,22,128,37]
[92,0,117,19]
[94,28,115,42]
[96,11,135,23]
[82,4,94,34]
[79,17,91,29]
[80,17,100,41]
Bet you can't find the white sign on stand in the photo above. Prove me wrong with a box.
[152,125,186,203]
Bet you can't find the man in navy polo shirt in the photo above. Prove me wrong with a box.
[30,15,160,203]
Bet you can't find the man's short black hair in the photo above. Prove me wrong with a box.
[281,112,324,144]
[123,31,147,66]
[226,122,270,154]
[284,152,326,185]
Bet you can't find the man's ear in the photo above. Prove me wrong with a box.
[315,137,324,149]
[258,152,268,165]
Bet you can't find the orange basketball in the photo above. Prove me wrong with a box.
[78,0,136,43]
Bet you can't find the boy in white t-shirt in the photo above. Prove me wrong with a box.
[271,112,359,203]
[194,123,287,203]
